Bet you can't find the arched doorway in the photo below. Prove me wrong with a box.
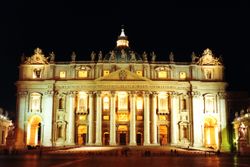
[204,116,218,149]
[77,125,87,145]
[27,115,42,146]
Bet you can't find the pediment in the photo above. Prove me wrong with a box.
[95,69,150,81]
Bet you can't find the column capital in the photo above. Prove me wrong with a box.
[18,91,28,97]
[188,91,201,98]
[143,91,150,96]
[169,91,179,98]
[152,91,158,97]
[67,91,77,96]
[44,90,54,96]
[95,91,102,97]
[110,91,116,97]
[218,92,227,99]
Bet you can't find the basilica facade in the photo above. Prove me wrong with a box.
[15,29,230,151]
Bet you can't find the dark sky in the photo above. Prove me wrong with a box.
[1,1,250,119]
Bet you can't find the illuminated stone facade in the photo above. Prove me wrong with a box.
[0,109,13,146]
[15,29,230,151]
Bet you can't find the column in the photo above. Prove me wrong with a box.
[88,92,94,145]
[110,91,116,145]
[192,92,203,147]
[66,91,75,145]
[129,92,136,145]
[143,91,150,145]
[15,91,28,148]
[42,90,54,146]
[151,92,158,145]
[219,92,230,151]
[95,91,102,145]
[170,92,179,146]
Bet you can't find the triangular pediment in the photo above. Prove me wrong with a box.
[95,69,150,81]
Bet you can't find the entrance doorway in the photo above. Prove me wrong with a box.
[204,117,218,149]
[104,133,109,145]
[27,115,42,146]
[136,133,142,145]
[120,133,126,145]
[118,125,128,145]
[159,125,168,145]
[77,125,87,145]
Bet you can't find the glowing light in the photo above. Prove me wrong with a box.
[158,71,167,78]
[59,71,66,78]
[103,70,110,76]
[136,71,142,76]
[103,96,109,110]
[78,70,87,78]
[136,97,143,110]
[179,72,186,79]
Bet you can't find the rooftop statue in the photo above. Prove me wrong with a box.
[71,51,76,62]
[151,51,156,62]
[169,52,174,62]
[197,48,222,65]
[142,51,148,62]
[98,51,103,61]
[90,51,96,61]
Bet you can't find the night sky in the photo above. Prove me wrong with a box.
[1,1,249,119]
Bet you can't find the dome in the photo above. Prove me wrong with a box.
[103,27,143,63]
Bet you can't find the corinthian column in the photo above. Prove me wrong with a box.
[152,92,158,145]
[66,91,75,145]
[95,91,102,145]
[192,91,203,148]
[143,91,150,145]
[170,92,179,146]
[88,92,94,145]
[15,91,28,148]
[129,92,136,145]
[42,90,54,146]
[110,91,116,145]
[218,92,230,151]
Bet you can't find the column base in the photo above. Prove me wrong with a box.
[66,142,75,146]
[192,143,203,148]
[86,143,94,146]
[129,142,137,146]
[220,143,231,152]
[150,143,160,146]
[143,143,151,146]
[95,142,102,146]
[109,142,117,146]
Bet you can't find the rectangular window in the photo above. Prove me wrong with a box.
[30,93,41,112]
[103,115,110,121]
[136,115,143,121]
[136,71,143,76]
[118,92,128,111]
[136,97,143,110]
[204,69,213,79]
[179,72,186,79]
[158,71,167,78]
[205,96,215,113]
[33,68,42,79]
[103,96,109,110]
[78,70,87,78]
[59,71,66,78]
[103,70,110,76]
